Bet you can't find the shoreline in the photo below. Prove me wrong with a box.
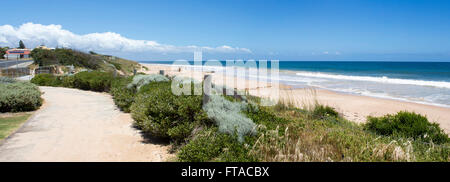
[140,63,450,133]
[314,86,450,109]
[141,62,450,108]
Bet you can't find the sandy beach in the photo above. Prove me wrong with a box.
[141,63,450,134]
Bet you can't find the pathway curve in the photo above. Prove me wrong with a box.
[0,86,172,162]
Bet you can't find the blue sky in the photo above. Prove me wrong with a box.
[1,0,450,61]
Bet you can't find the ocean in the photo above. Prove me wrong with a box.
[140,61,450,108]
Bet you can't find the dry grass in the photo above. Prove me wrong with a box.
[246,89,448,162]
[249,122,420,162]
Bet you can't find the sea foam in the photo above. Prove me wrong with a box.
[295,72,450,89]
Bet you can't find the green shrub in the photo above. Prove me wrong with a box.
[127,74,169,91]
[365,111,449,144]
[0,77,16,84]
[177,127,256,162]
[30,73,62,86]
[107,61,122,70]
[61,75,75,88]
[312,105,339,119]
[72,71,115,92]
[31,48,58,66]
[172,76,201,85]
[245,105,291,131]
[111,74,170,113]
[31,71,116,92]
[32,48,101,69]
[0,82,42,112]
[110,77,135,112]
[203,95,257,142]
[130,81,209,143]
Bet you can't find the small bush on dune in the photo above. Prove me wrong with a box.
[365,111,449,144]
[31,73,62,86]
[177,127,256,162]
[127,74,169,91]
[31,71,116,92]
[172,76,201,85]
[130,81,209,143]
[0,82,42,112]
[312,105,339,119]
[61,75,75,88]
[110,77,135,112]
[244,105,291,131]
[72,71,115,92]
[111,74,171,113]
[203,95,257,142]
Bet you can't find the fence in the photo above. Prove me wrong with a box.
[0,61,33,80]
[0,67,31,78]
[34,66,58,74]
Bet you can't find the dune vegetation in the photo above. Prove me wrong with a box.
[29,72,450,162]
[30,48,141,75]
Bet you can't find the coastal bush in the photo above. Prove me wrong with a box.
[203,95,257,142]
[110,76,135,112]
[32,48,101,69]
[31,48,58,66]
[244,105,291,131]
[0,77,16,84]
[127,74,169,91]
[72,71,115,92]
[32,48,140,75]
[365,111,449,144]
[31,73,62,86]
[172,76,201,85]
[170,76,203,96]
[107,61,122,70]
[130,81,209,143]
[55,48,101,69]
[111,74,172,113]
[312,105,339,120]
[0,82,42,112]
[31,71,116,92]
[177,127,256,162]
[61,75,76,88]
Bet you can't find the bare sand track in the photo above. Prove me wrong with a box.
[0,86,172,162]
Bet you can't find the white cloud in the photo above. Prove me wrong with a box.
[0,22,252,54]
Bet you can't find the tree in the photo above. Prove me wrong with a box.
[0,47,8,59]
[19,40,25,49]
[31,48,57,66]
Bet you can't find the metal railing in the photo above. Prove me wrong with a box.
[0,60,34,80]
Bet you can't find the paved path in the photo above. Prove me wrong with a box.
[0,87,172,162]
